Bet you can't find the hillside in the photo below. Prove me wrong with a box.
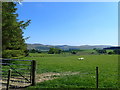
[27,44,111,51]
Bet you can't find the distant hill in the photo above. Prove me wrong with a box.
[27,43,111,51]
[27,44,54,51]
[55,45,111,50]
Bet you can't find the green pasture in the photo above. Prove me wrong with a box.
[22,53,118,88]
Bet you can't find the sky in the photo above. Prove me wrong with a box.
[22,0,119,2]
[16,2,118,46]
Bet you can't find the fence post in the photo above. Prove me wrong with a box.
[31,60,36,86]
[6,69,11,90]
[96,66,99,88]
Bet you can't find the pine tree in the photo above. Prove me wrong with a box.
[2,2,31,58]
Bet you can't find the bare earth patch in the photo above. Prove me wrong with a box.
[0,77,31,89]
[0,79,7,90]
[1,71,80,89]
[36,71,80,83]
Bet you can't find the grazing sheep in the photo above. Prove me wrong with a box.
[78,57,84,60]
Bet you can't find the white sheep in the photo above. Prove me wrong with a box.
[78,57,84,60]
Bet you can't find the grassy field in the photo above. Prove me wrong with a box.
[19,52,119,89]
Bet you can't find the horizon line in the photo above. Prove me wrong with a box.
[26,43,118,46]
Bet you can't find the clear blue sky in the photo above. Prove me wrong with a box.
[16,2,118,46]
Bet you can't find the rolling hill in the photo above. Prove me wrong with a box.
[27,43,111,51]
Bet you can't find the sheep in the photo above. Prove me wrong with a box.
[78,57,84,60]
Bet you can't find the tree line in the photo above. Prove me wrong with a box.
[29,48,62,54]
[94,48,120,54]
[29,48,120,55]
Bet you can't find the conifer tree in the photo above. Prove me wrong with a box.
[2,2,31,58]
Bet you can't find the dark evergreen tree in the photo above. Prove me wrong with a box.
[2,2,31,58]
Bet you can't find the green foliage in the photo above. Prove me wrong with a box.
[24,49,29,56]
[66,49,78,54]
[2,50,24,58]
[71,51,77,54]
[2,2,31,58]
[48,48,55,54]
[55,48,62,54]
[30,49,36,53]
[91,52,94,54]
[113,49,120,54]
[108,51,114,55]
[48,48,62,54]
[95,49,107,54]
[93,48,97,50]
[29,49,41,53]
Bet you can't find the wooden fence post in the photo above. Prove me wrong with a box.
[31,60,36,86]
[96,67,99,88]
[6,69,11,90]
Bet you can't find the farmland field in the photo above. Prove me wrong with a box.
[20,52,119,89]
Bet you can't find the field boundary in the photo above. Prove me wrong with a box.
[0,59,36,89]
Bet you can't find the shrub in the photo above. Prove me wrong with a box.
[48,48,62,54]
[113,49,120,54]
[2,50,24,58]
[108,51,114,55]
[71,51,77,54]
[96,49,107,54]
[48,48,55,54]
[29,49,41,53]
[91,52,94,54]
